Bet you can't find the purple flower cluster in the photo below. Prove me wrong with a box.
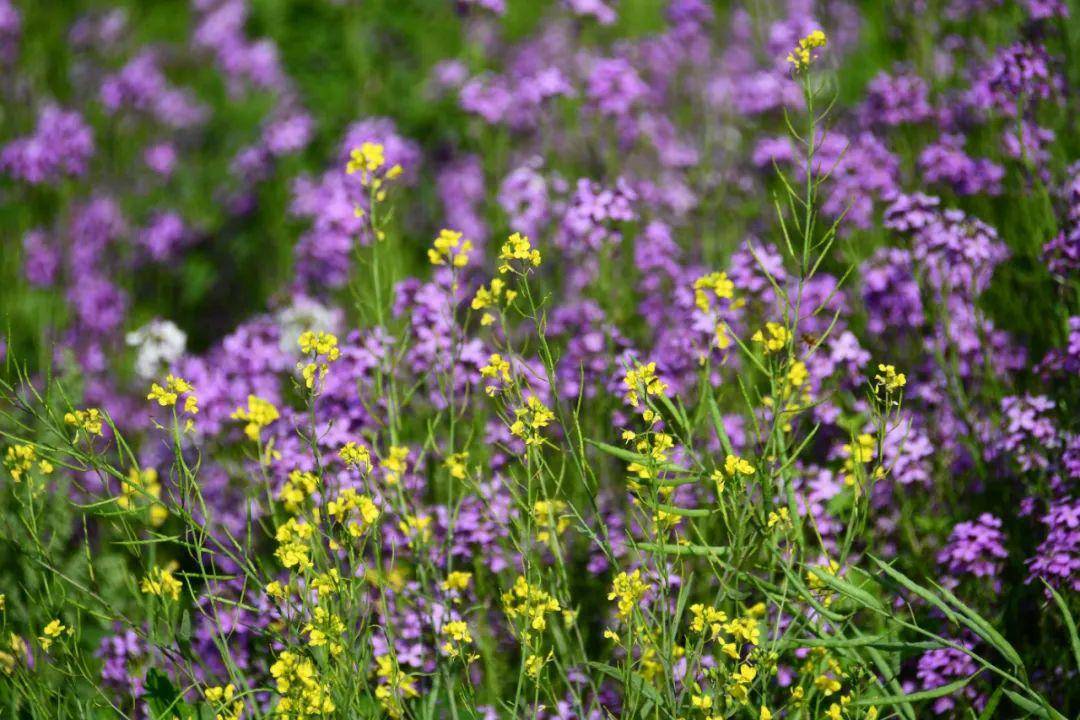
[1,105,94,185]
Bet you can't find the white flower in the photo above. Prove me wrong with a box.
[126,319,187,380]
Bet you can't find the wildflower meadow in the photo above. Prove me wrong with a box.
[2,0,1080,718]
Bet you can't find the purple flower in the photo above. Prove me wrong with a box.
[1,105,94,185]
[919,134,1003,196]
[565,0,617,25]
[915,641,983,714]
[0,0,19,63]
[997,395,1061,473]
[937,514,1008,582]
[22,230,60,288]
[861,68,932,126]
[143,142,177,178]
[587,58,649,117]
[138,211,192,263]
[1027,498,1080,593]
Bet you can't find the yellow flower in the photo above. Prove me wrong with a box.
[497,232,541,273]
[445,452,469,480]
[204,683,244,720]
[608,569,651,621]
[502,576,561,637]
[787,29,827,70]
[340,441,373,472]
[382,446,409,486]
[693,271,735,313]
[141,564,183,601]
[509,396,555,447]
[723,453,755,478]
[751,322,790,353]
[39,619,66,651]
[4,443,51,483]
[872,367,907,395]
[428,228,473,267]
[147,374,194,407]
[64,407,104,436]
[298,330,340,360]
[231,395,279,441]
[623,362,667,408]
[441,571,472,593]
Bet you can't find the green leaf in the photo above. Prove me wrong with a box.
[1042,580,1080,674]
[849,675,974,706]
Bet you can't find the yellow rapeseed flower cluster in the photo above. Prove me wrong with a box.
[509,395,555,447]
[502,575,561,638]
[118,467,168,526]
[231,394,279,441]
[141,564,182,601]
[326,488,380,538]
[374,654,419,718]
[147,374,198,413]
[471,277,517,326]
[381,445,409,486]
[270,650,336,718]
[751,322,790,354]
[204,683,244,720]
[623,361,667,409]
[608,569,651,621]
[279,470,318,514]
[497,232,541,274]
[297,331,340,391]
[427,228,473,268]
[64,407,104,436]
[339,441,373,472]
[787,29,827,71]
[693,272,735,313]
[3,443,52,483]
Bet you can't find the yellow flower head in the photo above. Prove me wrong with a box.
[428,228,473,268]
[64,407,104,436]
[141,564,183,601]
[231,395,279,441]
[623,362,667,408]
[497,232,541,273]
[787,29,827,70]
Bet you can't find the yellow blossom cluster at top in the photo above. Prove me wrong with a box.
[140,564,182,601]
[64,407,104,436]
[623,361,668,408]
[346,142,403,191]
[502,575,561,638]
[787,29,827,71]
[339,441,373,472]
[204,683,244,720]
[118,467,168,526]
[4,443,52,483]
[297,331,340,391]
[38,619,68,652]
[231,394,279,441]
[751,322,790,354]
[374,654,419,719]
[693,272,736,313]
[427,228,473,268]
[874,363,907,393]
[147,375,199,429]
[509,395,556,447]
[480,353,512,396]
[270,649,336,719]
[471,277,517,326]
[608,569,651,621]
[497,232,541,274]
